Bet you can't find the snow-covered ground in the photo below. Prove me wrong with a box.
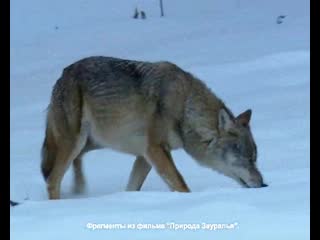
[10,0,310,239]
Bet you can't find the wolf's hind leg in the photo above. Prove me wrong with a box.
[47,125,88,199]
[46,141,79,199]
[72,155,86,194]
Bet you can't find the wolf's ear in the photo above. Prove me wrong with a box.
[218,109,234,130]
[236,109,252,127]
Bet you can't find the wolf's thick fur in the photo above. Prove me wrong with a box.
[41,56,266,199]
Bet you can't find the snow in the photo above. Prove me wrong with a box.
[10,0,310,239]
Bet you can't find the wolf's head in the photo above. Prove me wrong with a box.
[205,108,267,188]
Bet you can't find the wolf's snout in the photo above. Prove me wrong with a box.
[238,167,267,188]
[247,181,268,188]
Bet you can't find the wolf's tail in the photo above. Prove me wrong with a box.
[40,115,57,181]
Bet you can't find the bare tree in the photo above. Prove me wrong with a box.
[133,7,139,19]
[141,11,146,19]
[160,0,164,17]
[276,15,286,24]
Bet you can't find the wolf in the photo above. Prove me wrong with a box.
[41,56,267,199]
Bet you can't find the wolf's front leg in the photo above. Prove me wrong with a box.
[126,156,151,191]
[145,145,190,192]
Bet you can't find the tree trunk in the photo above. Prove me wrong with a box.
[160,0,164,17]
